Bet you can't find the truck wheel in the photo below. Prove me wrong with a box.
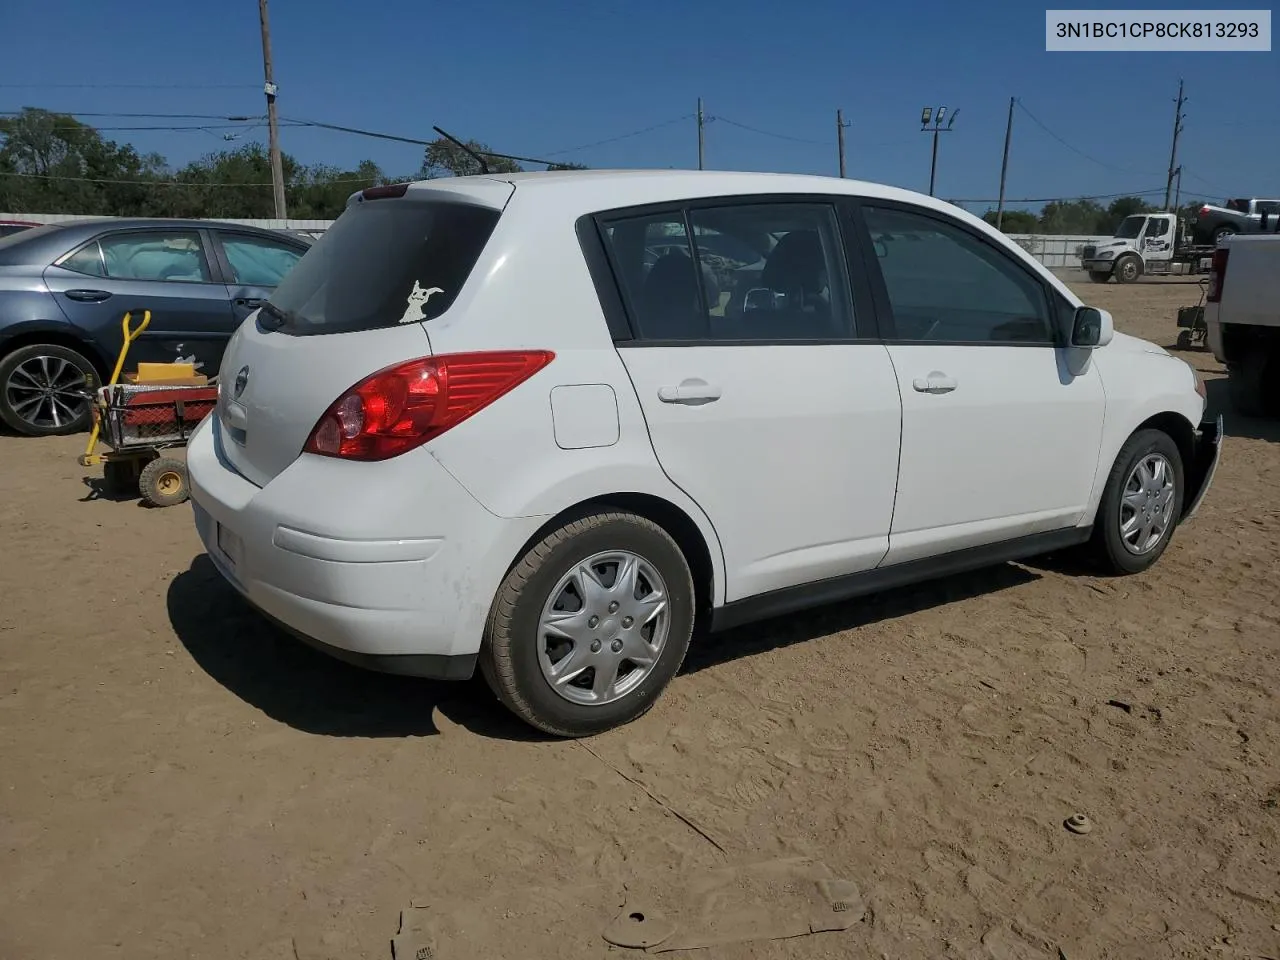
[1114,255,1142,284]
[1213,225,1238,246]
[1227,350,1278,418]
[1088,271,1111,284]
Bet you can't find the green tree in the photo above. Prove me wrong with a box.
[546,161,588,171]
[982,209,1040,233]
[1038,199,1105,235]
[0,107,164,216]
[1096,196,1156,234]
[421,137,522,178]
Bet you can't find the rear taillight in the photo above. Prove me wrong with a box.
[1199,205,1211,216]
[1206,248,1229,303]
[303,350,554,461]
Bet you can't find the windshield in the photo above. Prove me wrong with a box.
[1114,216,1146,239]
[266,198,500,336]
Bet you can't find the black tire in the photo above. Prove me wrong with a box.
[1226,350,1277,418]
[1213,225,1238,246]
[1175,329,1194,350]
[481,510,696,738]
[0,343,100,436]
[1088,271,1112,284]
[138,456,189,508]
[1086,429,1185,576]
[1114,255,1142,284]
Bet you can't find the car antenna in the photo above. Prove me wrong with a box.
[432,126,491,175]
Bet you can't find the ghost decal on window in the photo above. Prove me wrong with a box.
[399,280,445,324]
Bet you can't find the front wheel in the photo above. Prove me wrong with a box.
[481,510,696,738]
[1114,255,1142,284]
[1086,429,1184,575]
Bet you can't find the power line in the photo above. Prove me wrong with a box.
[2,110,260,121]
[541,115,693,157]
[0,83,259,90]
[0,170,374,187]
[1015,101,1159,178]
[712,115,831,146]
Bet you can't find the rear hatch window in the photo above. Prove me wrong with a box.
[263,198,501,336]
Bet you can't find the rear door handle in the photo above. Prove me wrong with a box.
[657,379,722,404]
[912,373,957,394]
[64,289,112,303]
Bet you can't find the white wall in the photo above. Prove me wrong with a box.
[1005,234,1111,268]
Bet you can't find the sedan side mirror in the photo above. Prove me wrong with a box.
[1071,306,1114,348]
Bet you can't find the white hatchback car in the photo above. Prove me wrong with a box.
[187,170,1222,737]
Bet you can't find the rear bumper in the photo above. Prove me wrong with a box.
[1183,414,1223,522]
[186,413,547,679]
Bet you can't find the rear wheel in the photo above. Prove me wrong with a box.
[0,343,99,436]
[1227,349,1278,418]
[481,510,696,738]
[1213,225,1238,246]
[1088,271,1111,284]
[1086,429,1184,575]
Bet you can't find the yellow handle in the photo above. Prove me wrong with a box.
[107,310,151,386]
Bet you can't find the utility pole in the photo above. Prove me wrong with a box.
[1173,165,1183,210]
[836,109,848,178]
[919,105,958,197]
[258,0,287,220]
[1164,78,1186,212]
[697,98,705,170]
[996,97,1015,230]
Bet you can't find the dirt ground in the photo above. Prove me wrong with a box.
[3,272,1279,960]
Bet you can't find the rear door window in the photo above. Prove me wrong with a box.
[219,233,305,286]
[265,200,500,336]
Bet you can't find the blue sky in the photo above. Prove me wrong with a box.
[3,0,1277,214]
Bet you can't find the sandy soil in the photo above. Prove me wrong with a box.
[2,273,1279,960]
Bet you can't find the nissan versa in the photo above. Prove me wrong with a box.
[187,170,1222,738]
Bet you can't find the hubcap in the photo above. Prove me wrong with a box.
[157,472,182,494]
[1119,453,1176,555]
[537,550,670,707]
[4,355,91,429]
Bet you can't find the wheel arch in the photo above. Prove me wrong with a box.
[500,493,719,638]
[0,324,111,380]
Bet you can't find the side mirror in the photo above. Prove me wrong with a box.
[1071,306,1114,348]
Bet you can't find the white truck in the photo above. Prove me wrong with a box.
[1079,212,1213,284]
[1205,234,1280,417]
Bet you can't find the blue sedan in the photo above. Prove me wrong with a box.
[0,218,310,436]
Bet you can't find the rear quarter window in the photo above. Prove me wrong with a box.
[266,200,500,336]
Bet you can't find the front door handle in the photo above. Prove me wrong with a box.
[912,372,957,394]
[657,379,722,404]
[234,298,262,309]
[64,289,112,303]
